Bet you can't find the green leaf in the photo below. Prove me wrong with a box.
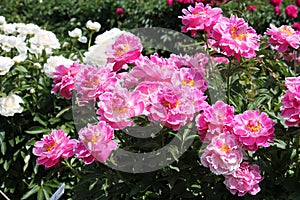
[25,126,50,135]
[21,185,40,199]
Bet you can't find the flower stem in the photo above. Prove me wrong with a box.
[227,59,232,104]
[64,159,80,178]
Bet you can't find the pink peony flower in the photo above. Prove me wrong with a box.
[33,130,77,168]
[78,121,118,162]
[171,67,208,93]
[285,5,298,18]
[274,6,281,15]
[75,65,118,101]
[166,0,174,5]
[106,33,143,72]
[179,2,222,35]
[148,82,206,131]
[293,22,300,31]
[265,24,300,52]
[280,76,300,126]
[200,133,244,175]
[51,62,82,99]
[196,101,235,142]
[116,7,124,16]
[211,15,260,61]
[269,0,282,6]
[233,110,275,151]
[223,162,263,196]
[247,6,257,12]
[97,86,144,129]
[74,141,95,164]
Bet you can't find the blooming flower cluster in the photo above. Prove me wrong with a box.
[179,3,261,61]
[281,76,300,126]
[196,101,275,196]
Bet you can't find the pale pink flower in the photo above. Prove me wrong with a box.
[223,162,263,196]
[75,65,118,101]
[171,67,208,93]
[179,2,222,35]
[33,130,77,168]
[281,77,300,126]
[285,5,298,18]
[97,86,144,129]
[233,110,275,151]
[74,141,95,164]
[265,24,300,52]
[211,15,260,61]
[125,54,177,87]
[78,121,118,162]
[106,33,143,72]
[195,101,234,142]
[51,62,82,99]
[200,133,244,175]
[148,82,206,131]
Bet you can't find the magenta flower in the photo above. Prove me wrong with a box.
[196,101,235,142]
[166,0,174,5]
[97,86,144,129]
[233,110,275,151]
[269,0,282,6]
[223,162,263,196]
[200,133,244,175]
[281,77,300,126]
[265,24,300,52]
[293,22,300,31]
[285,5,298,18]
[116,7,124,16]
[211,15,260,61]
[179,2,222,35]
[247,6,257,12]
[106,33,143,72]
[274,6,281,15]
[78,121,118,163]
[75,65,118,101]
[296,0,300,7]
[33,130,77,168]
[51,62,82,99]
[74,141,95,164]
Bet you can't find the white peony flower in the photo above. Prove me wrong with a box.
[86,20,101,32]
[16,23,40,36]
[68,28,82,38]
[1,23,16,34]
[43,55,74,77]
[0,56,14,75]
[29,29,60,50]
[83,28,125,66]
[0,16,6,25]
[0,94,24,117]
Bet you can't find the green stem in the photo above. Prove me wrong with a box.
[88,31,95,49]
[227,59,232,104]
[64,159,80,178]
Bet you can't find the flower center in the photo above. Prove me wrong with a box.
[91,132,98,144]
[231,27,247,40]
[221,145,230,154]
[116,44,130,56]
[280,26,293,35]
[44,140,57,151]
[161,99,179,109]
[246,121,261,132]
[181,79,195,87]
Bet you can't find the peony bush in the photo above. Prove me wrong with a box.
[0,0,300,199]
